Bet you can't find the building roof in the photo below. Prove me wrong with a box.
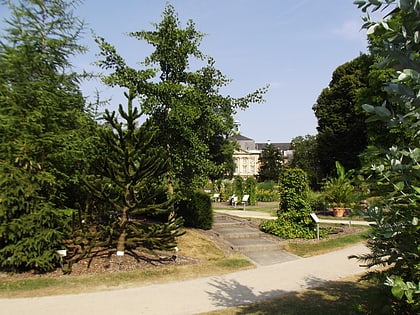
[229,133,291,152]
[229,134,254,141]
[256,142,291,151]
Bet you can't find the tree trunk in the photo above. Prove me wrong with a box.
[117,206,128,253]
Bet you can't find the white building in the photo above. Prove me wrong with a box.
[230,121,292,178]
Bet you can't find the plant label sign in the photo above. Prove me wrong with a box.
[310,213,320,223]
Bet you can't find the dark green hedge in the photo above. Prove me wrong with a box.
[177,191,213,230]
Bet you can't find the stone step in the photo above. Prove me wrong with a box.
[211,212,300,266]
[212,221,246,228]
[225,237,283,253]
[213,226,263,239]
[213,216,245,224]
[245,249,300,266]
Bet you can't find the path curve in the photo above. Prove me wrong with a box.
[0,243,369,315]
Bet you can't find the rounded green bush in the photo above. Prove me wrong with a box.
[177,191,213,230]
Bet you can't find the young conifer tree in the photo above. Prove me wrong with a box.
[84,90,184,257]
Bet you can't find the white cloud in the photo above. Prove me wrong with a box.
[333,19,366,41]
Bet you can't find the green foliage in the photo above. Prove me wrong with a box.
[258,143,283,182]
[260,168,316,239]
[278,168,310,214]
[259,219,317,239]
[0,159,70,272]
[290,135,322,189]
[313,54,374,177]
[307,190,326,212]
[177,191,213,230]
[96,3,267,196]
[353,1,420,312]
[385,276,420,308]
[233,176,244,199]
[322,161,357,208]
[0,0,92,272]
[83,91,184,256]
[256,188,279,202]
[256,180,279,202]
[257,180,276,190]
[244,177,257,205]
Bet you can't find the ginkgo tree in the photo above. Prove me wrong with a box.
[95,4,267,206]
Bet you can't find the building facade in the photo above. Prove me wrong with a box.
[230,134,292,178]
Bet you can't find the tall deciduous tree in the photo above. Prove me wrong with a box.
[95,4,267,205]
[0,0,92,272]
[313,54,373,178]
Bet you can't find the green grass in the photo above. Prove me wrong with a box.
[213,202,278,216]
[0,256,254,298]
[317,214,370,221]
[198,275,391,315]
[284,228,369,257]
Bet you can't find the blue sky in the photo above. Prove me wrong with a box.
[1,1,369,142]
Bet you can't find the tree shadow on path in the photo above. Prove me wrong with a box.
[206,275,326,308]
[205,276,389,315]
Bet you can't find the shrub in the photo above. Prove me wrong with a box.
[256,188,279,202]
[233,176,244,199]
[307,190,326,212]
[257,180,276,191]
[260,168,315,239]
[245,177,258,205]
[260,219,317,239]
[177,191,213,230]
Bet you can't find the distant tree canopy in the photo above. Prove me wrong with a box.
[290,135,322,189]
[258,143,283,182]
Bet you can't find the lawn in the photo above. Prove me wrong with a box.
[284,228,369,257]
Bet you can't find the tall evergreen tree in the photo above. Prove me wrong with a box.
[83,91,184,257]
[0,0,91,272]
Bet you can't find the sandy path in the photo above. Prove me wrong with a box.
[0,243,369,315]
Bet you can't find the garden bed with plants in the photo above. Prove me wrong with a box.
[0,228,245,283]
